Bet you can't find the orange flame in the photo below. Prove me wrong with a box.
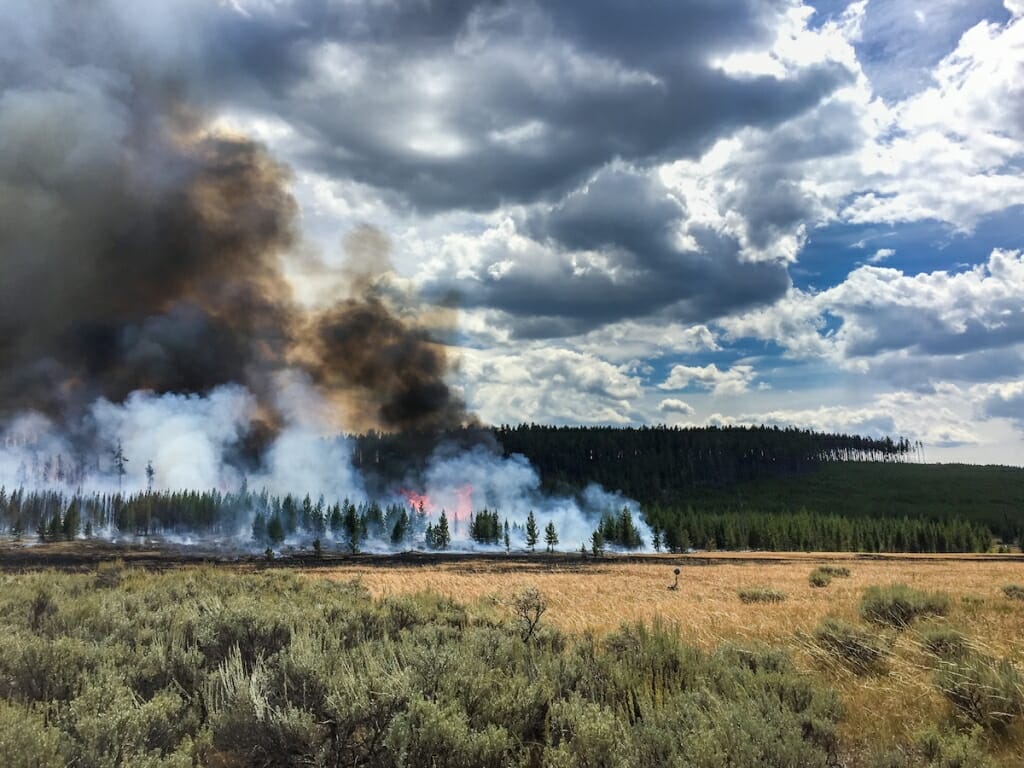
[400,484,474,523]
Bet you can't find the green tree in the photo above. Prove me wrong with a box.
[591,528,605,557]
[525,511,539,552]
[544,521,559,552]
[391,508,409,545]
[435,510,451,550]
[266,514,285,545]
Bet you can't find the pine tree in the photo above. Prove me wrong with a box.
[111,441,128,490]
[266,514,285,545]
[590,528,605,557]
[525,510,539,552]
[544,521,559,552]
[145,461,155,493]
[435,511,451,550]
[652,527,662,552]
[391,508,409,545]
[504,520,511,553]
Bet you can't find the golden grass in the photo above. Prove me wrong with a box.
[306,552,1024,766]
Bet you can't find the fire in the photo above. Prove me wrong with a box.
[400,484,474,523]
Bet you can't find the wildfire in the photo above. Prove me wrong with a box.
[400,484,474,523]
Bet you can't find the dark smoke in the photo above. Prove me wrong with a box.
[0,91,470,440]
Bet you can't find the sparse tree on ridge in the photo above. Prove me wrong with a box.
[111,441,128,491]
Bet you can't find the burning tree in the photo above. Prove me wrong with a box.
[111,441,128,490]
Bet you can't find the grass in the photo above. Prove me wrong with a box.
[308,552,1024,766]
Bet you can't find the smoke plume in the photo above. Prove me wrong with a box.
[0,86,470,442]
[0,2,646,552]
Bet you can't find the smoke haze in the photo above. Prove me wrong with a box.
[0,0,646,551]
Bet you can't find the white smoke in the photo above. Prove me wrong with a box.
[416,444,650,550]
[0,377,648,551]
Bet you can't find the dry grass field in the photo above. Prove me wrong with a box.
[308,552,1024,766]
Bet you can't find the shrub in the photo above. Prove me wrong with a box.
[860,584,950,628]
[813,617,888,674]
[1001,584,1024,601]
[738,587,786,604]
[934,653,1024,734]
[919,625,969,661]
[916,726,997,768]
[0,700,66,768]
[808,569,833,588]
[867,726,997,768]
[817,565,851,578]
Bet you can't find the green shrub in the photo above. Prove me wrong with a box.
[737,587,786,604]
[919,625,969,661]
[0,700,67,768]
[0,567,844,768]
[933,654,1024,734]
[817,565,851,578]
[915,726,997,767]
[1001,584,1024,601]
[813,617,888,674]
[866,726,996,768]
[860,584,950,628]
[808,569,833,588]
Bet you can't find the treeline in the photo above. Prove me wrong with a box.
[0,486,998,554]
[354,424,915,502]
[644,508,992,554]
[491,424,914,501]
[0,487,592,554]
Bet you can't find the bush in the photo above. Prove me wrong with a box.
[860,584,950,628]
[1001,584,1024,601]
[808,569,833,588]
[934,653,1024,734]
[919,625,969,661]
[0,568,845,768]
[817,565,851,578]
[0,700,66,768]
[813,617,888,674]
[738,587,787,604]
[867,726,996,768]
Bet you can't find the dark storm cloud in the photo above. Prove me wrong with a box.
[432,168,790,338]
[25,0,851,213]
[0,3,471,434]
[981,384,1024,427]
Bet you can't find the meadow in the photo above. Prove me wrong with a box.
[1,551,1022,766]
[309,552,1024,766]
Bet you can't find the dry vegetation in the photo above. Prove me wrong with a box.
[308,552,1024,766]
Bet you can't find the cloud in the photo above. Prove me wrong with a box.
[461,347,643,425]
[659,363,758,396]
[709,385,980,446]
[980,380,1024,426]
[720,249,1024,387]
[867,248,894,263]
[658,398,695,416]
[429,167,792,338]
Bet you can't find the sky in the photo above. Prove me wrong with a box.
[4,0,1024,464]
